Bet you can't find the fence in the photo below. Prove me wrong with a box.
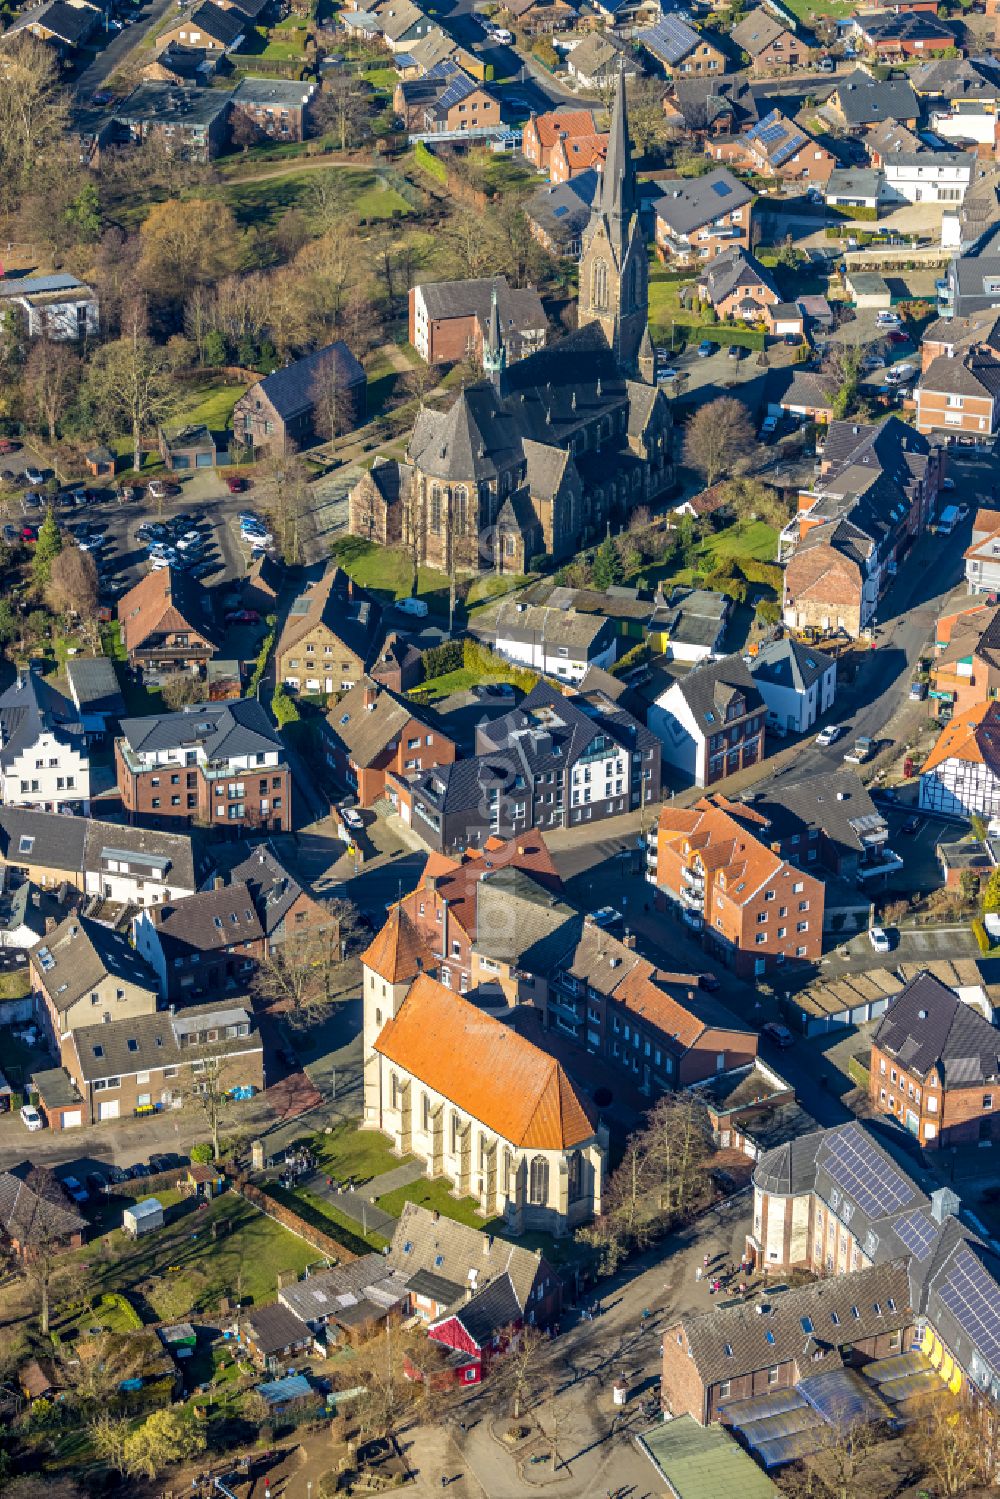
[231,1174,359,1262]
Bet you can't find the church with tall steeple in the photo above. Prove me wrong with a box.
[348,65,672,574]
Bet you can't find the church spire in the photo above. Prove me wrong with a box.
[483,281,507,389]
[598,59,637,245]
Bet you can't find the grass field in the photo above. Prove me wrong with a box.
[640,520,779,592]
[377,1177,491,1229]
[258,16,310,59]
[781,0,855,20]
[648,269,700,335]
[221,166,412,228]
[330,537,450,609]
[172,378,247,432]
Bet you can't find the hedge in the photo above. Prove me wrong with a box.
[611,641,650,677]
[247,630,274,698]
[413,140,446,184]
[741,558,784,593]
[827,204,879,223]
[972,917,991,955]
[272,683,300,727]
[421,639,463,678]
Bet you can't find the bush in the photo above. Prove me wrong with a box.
[247,631,274,697]
[413,140,446,184]
[972,917,991,955]
[271,683,300,726]
[755,599,781,626]
[421,639,463,678]
[190,1143,214,1165]
[611,641,650,677]
[741,558,783,593]
[462,637,537,692]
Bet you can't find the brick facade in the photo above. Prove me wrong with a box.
[115,746,291,834]
[870,1042,1000,1147]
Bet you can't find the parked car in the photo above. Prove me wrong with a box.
[23,466,45,486]
[395,595,428,617]
[147,479,176,500]
[817,54,834,69]
[340,807,363,832]
[759,415,779,440]
[909,680,928,700]
[815,723,846,746]
[477,683,514,702]
[127,1161,150,1179]
[0,438,20,456]
[942,477,956,491]
[87,1170,109,1195]
[956,503,970,521]
[762,1022,795,1048]
[225,609,260,625]
[901,816,921,835]
[226,475,248,493]
[590,906,623,931]
[698,972,721,992]
[21,525,36,542]
[19,1104,43,1131]
[697,340,715,358]
[868,926,891,954]
[61,1175,89,1204]
[23,492,43,509]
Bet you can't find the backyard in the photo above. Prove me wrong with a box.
[219,164,414,229]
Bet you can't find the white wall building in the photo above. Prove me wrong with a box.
[0,669,90,814]
[928,105,998,146]
[749,636,837,735]
[882,151,974,205]
[919,701,1000,818]
[487,601,617,684]
[0,274,99,341]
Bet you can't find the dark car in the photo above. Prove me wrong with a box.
[149,1153,172,1174]
[87,1170,109,1195]
[21,525,36,542]
[727,345,743,360]
[127,1161,150,1179]
[901,816,921,835]
[699,971,721,992]
[226,476,247,493]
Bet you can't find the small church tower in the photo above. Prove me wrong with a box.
[360,904,432,1128]
[483,281,507,390]
[577,61,651,375]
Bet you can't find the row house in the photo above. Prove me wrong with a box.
[550,131,607,184]
[915,347,1000,445]
[30,914,160,1050]
[653,169,753,264]
[653,795,824,977]
[115,697,292,833]
[648,653,765,788]
[322,676,457,808]
[133,882,266,1002]
[869,970,1000,1147]
[930,598,1000,717]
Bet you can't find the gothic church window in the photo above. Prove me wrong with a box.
[455,486,468,533]
[529,1154,549,1205]
[430,485,442,533]
[592,258,609,311]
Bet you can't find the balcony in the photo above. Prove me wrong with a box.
[679,883,704,911]
[857,848,905,881]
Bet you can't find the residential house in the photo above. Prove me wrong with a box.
[662,74,757,139]
[133,883,265,1002]
[522,109,596,173]
[648,586,728,663]
[708,111,835,187]
[239,1306,314,1372]
[653,169,753,264]
[731,9,808,73]
[0,274,99,341]
[915,349,1000,445]
[408,277,547,368]
[882,151,973,205]
[113,83,233,161]
[781,417,940,638]
[277,1255,409,1346]
[825,167,883,213]
[232,341,366,455]
[143,42,221,85]
[849,9,957,57]
[545,917,758,1084]
[0,807,199,906]
[0,667,90,814]
[117,567,218,679]
[692,1058,811,1160]
[115,697,292,833]
[963,505,1000,593]
[749,637,836,735]
[0,883,71,951]
[228,842,335,954]
[65,658,125,744]
[648,653,766,787]
[921,310,1000,370]
[825,70,919,131]
[395,680,660,852]
[373,0,436,52]
[501,0,575,33]
[919,699,1000,818]
[865,117,923,168]
[0,1163,84,1257]
[654,794,824,975]
[662,1261,915,1425]
[231,77,316,141]
[550,131,607,184]
[870,970,1000,1146]
[930,599,1000,716]
[523,171,599,257]
[769,368,837,424]
[155,0,245,51]
[364,968,606,1234]
[696,246,780,320]
[30,914,160,1049]
[393,60,501,134]
[322,676,456,807]
[940,193,1000,320]
[749,1118,1000,1404]
[638,16,726,78]
[911,55,1000,149]
[564,33,636,90]
[741,769,894,885]
[388,1202,563,1331]
[371,632,422,693]
[274,563,380,695]
[62,1000,263,1125]
[0,0,98,52]
[477,600,617,682]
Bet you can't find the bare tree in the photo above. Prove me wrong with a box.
[19,1165,81,1335]
[45,547,99,634]
[682,396,757,486]
[85,302,176,472]
[252,920,344,1022]
[490,1325,550,1421]
[907,1392,1000,1496]
[188,1054,232,1163]
[256,451,312,565]
[309,348,356,443]
[0,34,69,209]
[23,339,81,444]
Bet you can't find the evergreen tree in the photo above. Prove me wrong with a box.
[592,534,623,591]
[32,506,61,587]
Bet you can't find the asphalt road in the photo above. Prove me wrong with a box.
[71,0,178,103]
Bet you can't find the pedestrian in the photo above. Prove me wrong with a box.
[695,1266,702,1282]
[703,1254,710,1268]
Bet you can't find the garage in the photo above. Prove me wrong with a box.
[98,1098,120,1122]
[61,1109,82,1129]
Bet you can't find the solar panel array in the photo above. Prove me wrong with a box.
[641,13,698,62]
[820,1125,916,1221]
[893,1209,938,1263]
[937,1247,1000,1365]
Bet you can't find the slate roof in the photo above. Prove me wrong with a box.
[417,277,546,354]
[181,0,245,44]
[741,770,885,860]
[243,1302,311,1354]
[374,972,598,1148]
[483,601,614,660]
[920,350,1000,402]
[114,82,233,127]
[654,169,753,236]
[773,368,839,413]
[3,0,95,43]
[66,657,126,722]
[872,970,1000,1085]
[653,586,728,652]
[471,866,580,968]
[277,563,380,669]
[387,1200,550,1310]
[831,69,919,125]
[731,8,789,54]
[524,170,598,251]
[1,882,69,941]
[0,806,87,876]
[278,1254,408,1324]
[83,818,199,893]
[119,697,282,761]
[0,1162,85,1243]
[69,1001,256,1083]
[677,1260,913,1385]
[151,882,264,955]
[750,636,834,693]
[0,669,86,770]
[667,652,764,731]
[30,914,159,1011]
[231,76,315,107]
[251,341,364,421]
[446,1271,522,1346]
[699,247,778,307]
[910,55,1000,99]
[667,74,758,131]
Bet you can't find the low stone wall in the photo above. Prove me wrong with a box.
[231,1173,358,1262]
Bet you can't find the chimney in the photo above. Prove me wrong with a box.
[169,1003,176,1016]
[432,1209,440,1222]
[517,846,525,856]
[363,682,378,710]
[930,1186,960,1224]
[424,874,437,893]
[623,933,636,951]
[688,990,696,1002]
[483,1235,493,1255]
[214,876,225,891]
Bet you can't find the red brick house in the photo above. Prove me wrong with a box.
[132,882,266,1002]
[0,1163,85,1258]
[550,131,608,184]
[869,970,1000,1147]
[731,9,809,73]
[117,567,218,677]
[322,676,456,808]
[522,108,597,172]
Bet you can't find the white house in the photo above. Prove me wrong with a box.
[824,168,884,213]
[647,654,766,787]
[963,507,1000,593]
[0,668,90,814]
[484,601,617,684]
[650,587,728,664]
[928,104,998,147]
[0,274,99,341]
[749,636,837,735]
[882,152,973,205]
[919,700,1000,818]
[361,908,606,1236]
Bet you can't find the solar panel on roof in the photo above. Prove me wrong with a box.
[771,133,806,167]
[894,1209,937,1262]
[712,180,733,197]
[820,1124,915,1221]
[937,1246,1000,1365]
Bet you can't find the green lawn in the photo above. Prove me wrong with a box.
[409,666,486,701]
[0,968,29,1001]
[363,65,398,90]
[221,166,411,228]
[330,537,450,609]
[648,269,700,336]
[704,519,779,565]
[781,0,854,19]
[173,378,248,432]
[377,1177,491,1229]
[466,572,531,607]
[258,16,310,59]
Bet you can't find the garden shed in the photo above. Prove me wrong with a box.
[123,1196,164,1237]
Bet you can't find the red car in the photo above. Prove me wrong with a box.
[226,476,248,493]
[21,525,36,542]
[887,330,908,345]
[0,439,21,456]
[225,609,260,625]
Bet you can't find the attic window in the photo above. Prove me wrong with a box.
[705,711,715,722]
[724,1343,733,1357]
[850,1305,860,1319]
[213,916,223,929]
[801,1317,813,1333]
[434,1254,444,1267]
[93,1044,104,1058]
[18,836,34,854]
[403,1241,413,1254]
[830,1311,840,1325]
[886,1297,896,1312]
[765,1330,775,1344]
[873,1302,882,1316]
[340,715,350,725]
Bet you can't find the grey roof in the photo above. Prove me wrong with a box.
[252,340,364,421]
[227,842,311,938]
[114,82,233,128]
[450,1271,522,1345]
[831,69,919,125]
[0,881,68,940]
[30,914,159,1012]
[910,55,1000,99]
[0,1162,85,1243]
[243,1302,311,1355]
[0,806,88,876]
[278,1254,407,1324]
[0,273,87,299]
[699,247,778,307]
[119,697,283,761]
[731,7,788,53]
[855,9,954,43]
[70,1000,256,1083]
[484,601,614,660]
[2,0,95,43]
[654,586,728,651]
[0,669,86,769]
[181,0,245,43]
[66,657,126,721]
[150,882,264,955]
[386,1201,549,1311]
[872,970,1000,1086]
[920,350,1000,401]
[654,169,753,236]
[865,118,922,158]
[471,867,580,968]
[232,76,315,107]
[678,1260,913,1385]
[83,819,199,893]
[638,13,701,65]
[742,770,886,860]
[774,369,839,414]
[826,168,882,199]
[567,31,627,79]
[417,277,546,353]
[31,1067,82,1109]
[668,73,758,131]
[670,652,764,729]
[750,636,834,693]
